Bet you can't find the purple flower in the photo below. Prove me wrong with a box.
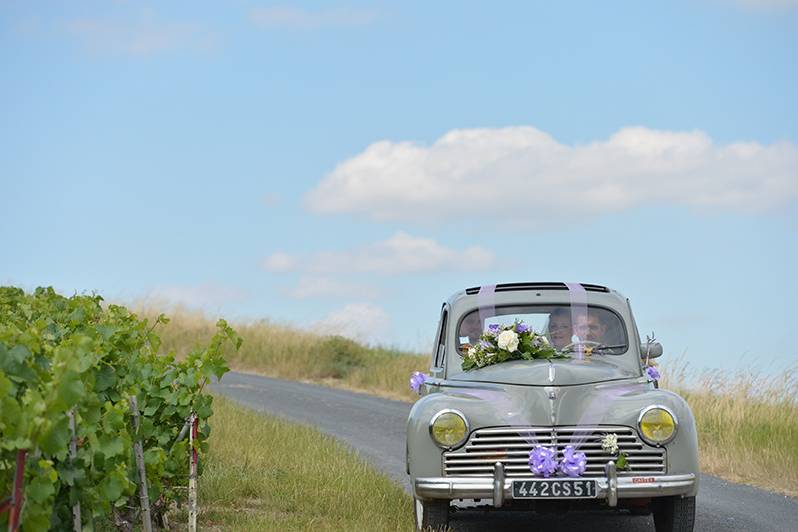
[479,340,493,349]
[409,371,427,394]
[516,323,529,333]
[487,324,501,334]
[528,446,558,478]
[559,445,587,478]
[645,365,661,382]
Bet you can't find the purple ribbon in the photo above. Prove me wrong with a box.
[559,445,587,477]
[409,371,427,394]
[478,284,496,335]
[566,383,638,447]
[564,282,588,360]
[529,445,558,477]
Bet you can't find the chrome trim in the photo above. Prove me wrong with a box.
[429,409,470,449]
[637,405,679,446]
[444,426,666,477]
[605,461,618,507]
[414,473,696,501]
[493,462,505,508]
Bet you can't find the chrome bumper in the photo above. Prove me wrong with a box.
[414,464,696,508]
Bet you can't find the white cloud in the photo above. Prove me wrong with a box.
[65,12,216,57]
[305,126,798,224]
[313,303,390,343]
[262,232,496,275]
[249,6,378,30]
[286,276,380,300]
[142,283,246,309]
[262,251,299,273]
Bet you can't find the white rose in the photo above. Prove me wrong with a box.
[497,330,520,352]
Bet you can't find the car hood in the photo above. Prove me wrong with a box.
[416,377,681,432]
[448,358,639,386]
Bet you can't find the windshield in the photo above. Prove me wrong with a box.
[456,304,628,356]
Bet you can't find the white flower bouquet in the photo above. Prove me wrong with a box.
[461,320,565,371]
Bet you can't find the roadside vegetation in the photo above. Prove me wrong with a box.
[145,307,798,498]
[660,362,798,497]
[0,288,239,531]
[174,395,413,531]
[148,307,425,402]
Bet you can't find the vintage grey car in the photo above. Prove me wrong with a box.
[407,282,698,531]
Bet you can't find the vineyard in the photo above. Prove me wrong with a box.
[0,287,241,530]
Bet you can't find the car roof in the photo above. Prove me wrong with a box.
[446,282,628,310]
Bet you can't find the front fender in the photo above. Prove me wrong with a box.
[632,389,700,495]
[406,382,553,479]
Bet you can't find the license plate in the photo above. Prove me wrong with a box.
[512,479,597,499]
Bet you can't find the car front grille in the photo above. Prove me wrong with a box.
[443,426,666,477]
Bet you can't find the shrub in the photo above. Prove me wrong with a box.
[314,336,369,379]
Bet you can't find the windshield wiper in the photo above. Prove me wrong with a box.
[589,344,626,354]
[562,344,626,355]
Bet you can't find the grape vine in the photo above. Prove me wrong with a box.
[0,286,241,530]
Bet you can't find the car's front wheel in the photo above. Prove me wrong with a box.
[652,495,695,532]
[413,496,449,531]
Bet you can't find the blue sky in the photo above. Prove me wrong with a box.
[1,1,796,372]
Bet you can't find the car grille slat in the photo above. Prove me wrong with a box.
[444,426,666,477]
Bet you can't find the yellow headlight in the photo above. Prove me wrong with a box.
[430,410,468,448]
[638,406,677,445]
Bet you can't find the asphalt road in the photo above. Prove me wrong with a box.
[211,372,798,531]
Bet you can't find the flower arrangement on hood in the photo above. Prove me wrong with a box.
[461,320,564,371]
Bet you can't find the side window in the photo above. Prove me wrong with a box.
[433,308,448,368]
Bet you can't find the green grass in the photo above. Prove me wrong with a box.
[144,307,798,497]
[170,396,413,531]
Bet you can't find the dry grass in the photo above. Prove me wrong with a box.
[659,361,798,497]
[143,307,798,497]
[167,396,413,531]
[147,306,427,402]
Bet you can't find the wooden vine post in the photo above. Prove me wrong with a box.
[129,396,153,532]
[188,412,198,532]
[3,449,27,532]
[66,410,81,531]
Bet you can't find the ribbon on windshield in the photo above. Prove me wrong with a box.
[564,282,588,360]
[478,284,497,336]
[462,382,642,450]
[461,388,543,446]
[473,285,547,445]
[565,383,639,448]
